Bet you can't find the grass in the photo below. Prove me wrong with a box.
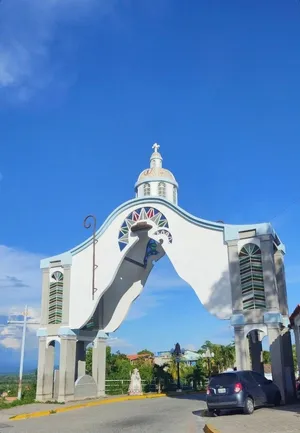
[0,397,35,409]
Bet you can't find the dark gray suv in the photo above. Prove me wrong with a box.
[206,370,281,415]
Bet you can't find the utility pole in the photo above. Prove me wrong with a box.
[7,306,39,400]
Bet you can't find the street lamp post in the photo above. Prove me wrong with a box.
[201,348,215,378]
[171,343,185,391]
[83,214,98,301]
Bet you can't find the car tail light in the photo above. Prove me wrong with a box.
[234,382,243,393]
[206,388,211,395]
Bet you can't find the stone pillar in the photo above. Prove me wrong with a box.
[36,338,55,401]
[92,332,107,397]
[268,325,286,403]
[234,326,250,370]
[281,330,296,400]
[260,236,279,310]
[274,250,289,316]
[227,240,243,313]
[57,336,77,402]
[75,341,86,380]
[248,330,264,375]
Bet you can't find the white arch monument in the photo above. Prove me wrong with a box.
[36,145,295,403]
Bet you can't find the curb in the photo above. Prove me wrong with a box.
[9,393,167,421]
[203,424,220,433]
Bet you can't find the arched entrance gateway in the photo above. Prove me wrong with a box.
[36,144,295,403]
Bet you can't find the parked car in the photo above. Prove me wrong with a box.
[206,370,281,415]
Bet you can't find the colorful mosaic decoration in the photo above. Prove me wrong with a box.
[118,207,169,251]
[239,243,266,310]
[153,229,173,244]
[144,239,159,266]
[48,271,64,325]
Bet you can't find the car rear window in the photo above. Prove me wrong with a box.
[209,373,238,387]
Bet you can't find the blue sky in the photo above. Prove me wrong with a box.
[0,0,300,372]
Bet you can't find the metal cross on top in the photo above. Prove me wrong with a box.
[152,143,160,153]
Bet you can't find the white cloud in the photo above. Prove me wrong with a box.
[0,0,117,101]
[0,245,43,315]
[108,337,133,350]
[0,245,42,351]
[0,337,21,350]
[0,321,39,351]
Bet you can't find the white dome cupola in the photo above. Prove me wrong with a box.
[135,143,178,205]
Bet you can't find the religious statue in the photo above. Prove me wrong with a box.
[128,368,143,396]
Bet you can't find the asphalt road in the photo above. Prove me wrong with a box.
[4,395,207,433]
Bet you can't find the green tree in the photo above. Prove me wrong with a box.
[153,363,173,393]
[292,345,298,373]
[187,360,206,390]
[263,350,271,364]
[86,347,92,376]
[199,341,235,374]
[137,349,154,356]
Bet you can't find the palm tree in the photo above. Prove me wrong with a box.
[153,363,173,393]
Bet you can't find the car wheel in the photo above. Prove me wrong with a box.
[243,397,254,415]
[214,409,221,416]
[274,392,281,406]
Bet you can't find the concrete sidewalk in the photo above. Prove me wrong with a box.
[0,393,167,422]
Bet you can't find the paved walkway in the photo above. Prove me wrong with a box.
[205,404,300,433]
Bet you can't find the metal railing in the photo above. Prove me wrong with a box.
[105,379,156,395]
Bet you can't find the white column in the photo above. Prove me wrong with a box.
[40,268,50,326]
[227,241,243,313]
[62,265,71,325]
[234,326,250,370]
[36,338,55,402]
[260,236,279,310]
[92,332,107,397]
[268,325,285,403]
[273,249,289,316]
[58,336,77,402]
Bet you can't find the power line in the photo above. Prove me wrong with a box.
[269,196,300,224]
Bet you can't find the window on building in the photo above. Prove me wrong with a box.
[173,186,177,204]
[158,182,166,198]
[48,271,64,324]
[143,183,151,196]
[239,243,266,310]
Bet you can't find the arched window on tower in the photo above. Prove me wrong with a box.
[238,243,266,310]
[173,186,177,204]
[143,183,151,196]
[158,182,166,198]
[48,271,64,324]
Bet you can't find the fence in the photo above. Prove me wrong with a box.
[105,379,156,395]
[0,376,208,398]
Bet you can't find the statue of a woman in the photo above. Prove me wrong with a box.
[128,368,143,395]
